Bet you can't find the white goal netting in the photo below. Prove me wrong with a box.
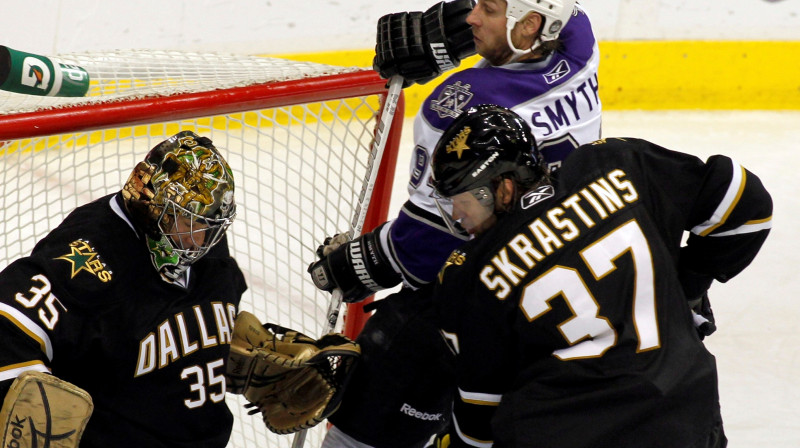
[0,49,403,448]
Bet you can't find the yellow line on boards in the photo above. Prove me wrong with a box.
[269,40,800,112]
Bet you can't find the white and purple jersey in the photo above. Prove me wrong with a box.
[380,5,602,288]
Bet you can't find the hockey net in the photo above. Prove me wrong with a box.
[0,50,404,447]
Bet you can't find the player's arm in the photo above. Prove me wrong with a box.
[307,200,471,301]
[677,154,772,299]
[307,222,403,303]
[374,0,476,86]
[587,139,772,300]
[433,251,516,448]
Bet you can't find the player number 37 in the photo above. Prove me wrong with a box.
[522,219,660,360]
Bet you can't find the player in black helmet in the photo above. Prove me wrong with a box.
[430,103,547,235]
[429,105,772,447]
[313,2,604,444]
[0,131,247,447]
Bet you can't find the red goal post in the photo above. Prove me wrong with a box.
[0,50,404,448]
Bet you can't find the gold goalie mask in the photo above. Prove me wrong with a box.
[226,311,361,434]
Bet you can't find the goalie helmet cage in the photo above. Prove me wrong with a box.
[0,50,404,448]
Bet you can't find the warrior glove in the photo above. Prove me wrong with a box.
[307,224,401,303]
[226,311,361,434]
[374,0,476,86]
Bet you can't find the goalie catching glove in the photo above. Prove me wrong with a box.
[374,0,476,86]
[226,311,360,434]
[307,224,402,303]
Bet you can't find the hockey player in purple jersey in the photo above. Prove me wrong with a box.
[429,105,771,447]
[0,131,247,447]
[308,1,603,447]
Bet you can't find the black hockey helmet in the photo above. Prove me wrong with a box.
[431,104,543,198]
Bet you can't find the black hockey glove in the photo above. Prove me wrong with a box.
[373,0,476,86]
[689,293,717,340]
[307,224,402,303]
[678,261,717,340]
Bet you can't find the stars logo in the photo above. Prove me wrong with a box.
[446,126,471,159]
[55,240,112,282]
[437,250,466,284]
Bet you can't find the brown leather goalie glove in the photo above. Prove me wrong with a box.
[226,311,360,434]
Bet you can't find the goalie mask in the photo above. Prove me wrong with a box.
[505,0,576,59]
[431,104,544,233]
[122,131,236,282]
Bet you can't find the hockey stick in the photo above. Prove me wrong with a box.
[290,75,404,448]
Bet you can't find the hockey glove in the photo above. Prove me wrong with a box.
[678,262,717,340]
[226,311,361,434]
[307,224,402,303]
[689,292,717,340]
[373,0,476,86]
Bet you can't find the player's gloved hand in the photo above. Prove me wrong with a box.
[307,224,401,303]
[226,311,360,434]
[317,233,351,257]
[689,292,717,340]
[373,0,476,86]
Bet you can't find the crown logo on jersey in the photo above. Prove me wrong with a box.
[446,126,471,159]
[430,81,474,119]
[55,239,113,282]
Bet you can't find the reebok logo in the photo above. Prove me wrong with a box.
[543,59,571,85]
[400,403,443,421]
[349,241,379,289]
[521,184,555,209]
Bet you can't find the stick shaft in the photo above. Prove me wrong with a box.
[291,75,404,448]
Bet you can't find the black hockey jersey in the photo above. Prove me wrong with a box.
[434,138,772,447]
[0,193,247,447]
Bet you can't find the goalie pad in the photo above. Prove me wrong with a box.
[0,371,93,448]
[226,311,360,434]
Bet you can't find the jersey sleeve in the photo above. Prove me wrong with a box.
[572,138,773,300]
[433,248,517,447]
[677,154,773,299]
[0,257,62,390]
